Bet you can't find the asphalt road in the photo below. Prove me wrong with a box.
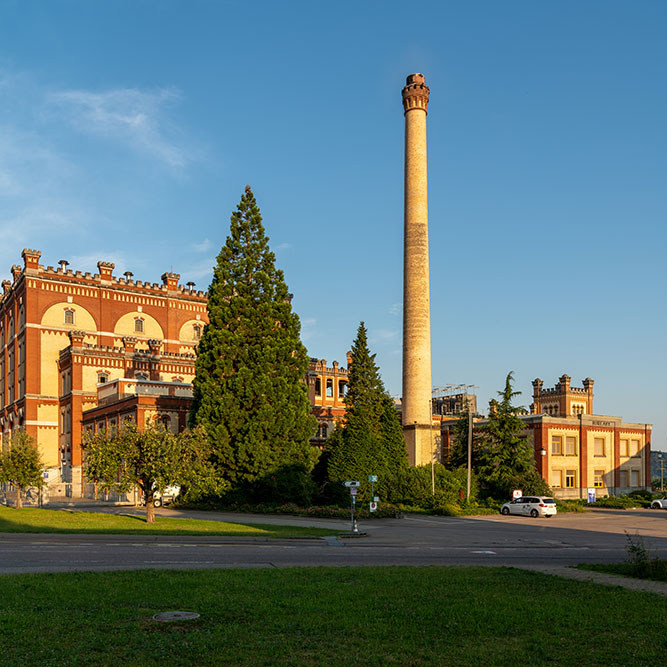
[0,507,665,574]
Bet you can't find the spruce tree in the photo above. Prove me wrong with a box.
[326,322,407,491]
[189,187,316,488]
[478,372,550,498]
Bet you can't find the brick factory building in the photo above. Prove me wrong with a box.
[0,249,351,491]
[0,249,208,486]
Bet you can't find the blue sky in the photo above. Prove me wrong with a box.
[1,1,665,450]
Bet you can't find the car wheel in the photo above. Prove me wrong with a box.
[153,499,162,508]
[501,507,510,515]
[530,509,539,518]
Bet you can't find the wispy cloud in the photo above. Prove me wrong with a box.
[300,317,317,343]
[388,302,401,316]
[0,68,199,279]
[181,256,216,283]
[275,242,292,252]
[47,86,192,168]
[191,238,212,253]
[375,328,399,340]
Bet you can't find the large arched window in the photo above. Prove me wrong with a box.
[134,318,144,333]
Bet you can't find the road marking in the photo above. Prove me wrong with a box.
[470,550,497,555]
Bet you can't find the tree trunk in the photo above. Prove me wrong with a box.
[145,496,155,523]
[15,486,22,510]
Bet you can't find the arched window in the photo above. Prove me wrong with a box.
[134,318,144,333]
[317,423,328,439]
[193,324,202,341]
[64,309,75,325]
[135,372,148,381]
[97,372,109,384]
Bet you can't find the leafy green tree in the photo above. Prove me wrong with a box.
[0,431,45,509]
[477,372,550,499]
[83,421,215,523]
[189,187,316,491]
[326,322,407,497]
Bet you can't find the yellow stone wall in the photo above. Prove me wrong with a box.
[585,431,614,489]
[39,330,69,396]
[178,319,203,343]
[40,302,98,332]
[113,311,164,339]
[36,426,59,467]
[82,365,125,393]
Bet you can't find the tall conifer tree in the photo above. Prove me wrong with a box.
[478,371,550,497]
[189,187,316,487]
[327,322,407,485]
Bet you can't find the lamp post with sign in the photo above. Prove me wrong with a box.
[344,481,360,533]
[368,475,379,512]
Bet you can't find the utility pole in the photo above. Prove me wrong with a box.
[467,407,472,501]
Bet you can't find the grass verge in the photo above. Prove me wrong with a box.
[0,506,339,537]
[0,566,664,666]
[577,561,667,583]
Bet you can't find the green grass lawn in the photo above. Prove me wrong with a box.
[0,506,339,538]
[0,566,664,666]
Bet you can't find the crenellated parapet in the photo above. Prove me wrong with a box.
[2,249,207,303]
[402,73,430,114]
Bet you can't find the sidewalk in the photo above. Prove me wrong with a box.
[518,565,667,597]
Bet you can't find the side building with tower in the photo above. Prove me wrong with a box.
[441,375,652,498]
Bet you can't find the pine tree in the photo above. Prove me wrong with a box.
[189,187,316,488]
[478,372,550,498]
[326,322,407,490]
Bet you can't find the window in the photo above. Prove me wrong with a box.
[594,470,605,488]
[338,380,347,397]
[594,437,605,457]
[326,379,333,397]
[134,318,144,333]
[193,324,202,341]
[619,470,628,487]
[565,436,576,456]
[565,470,576,488]
[135,372,148,380]
[631,470,640,487]
[619,439,628,457]
[551,436,562,455]
[97,372,109,384]
[551,470,562,488]
[64,309,75,325]
[317,423,328,439]
[314,378,321,396]
[630,439,640,457]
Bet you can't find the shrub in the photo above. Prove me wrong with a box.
[382,465,475,507]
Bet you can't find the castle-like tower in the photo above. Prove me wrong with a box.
[401,73,433,465]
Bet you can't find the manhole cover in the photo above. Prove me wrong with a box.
[152,611,200,622]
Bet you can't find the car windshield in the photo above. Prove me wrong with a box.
[543,498,555,504]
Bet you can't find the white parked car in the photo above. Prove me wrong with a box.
[145,485,181,507]
[651,497,667,509]
[501,496,557,518]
